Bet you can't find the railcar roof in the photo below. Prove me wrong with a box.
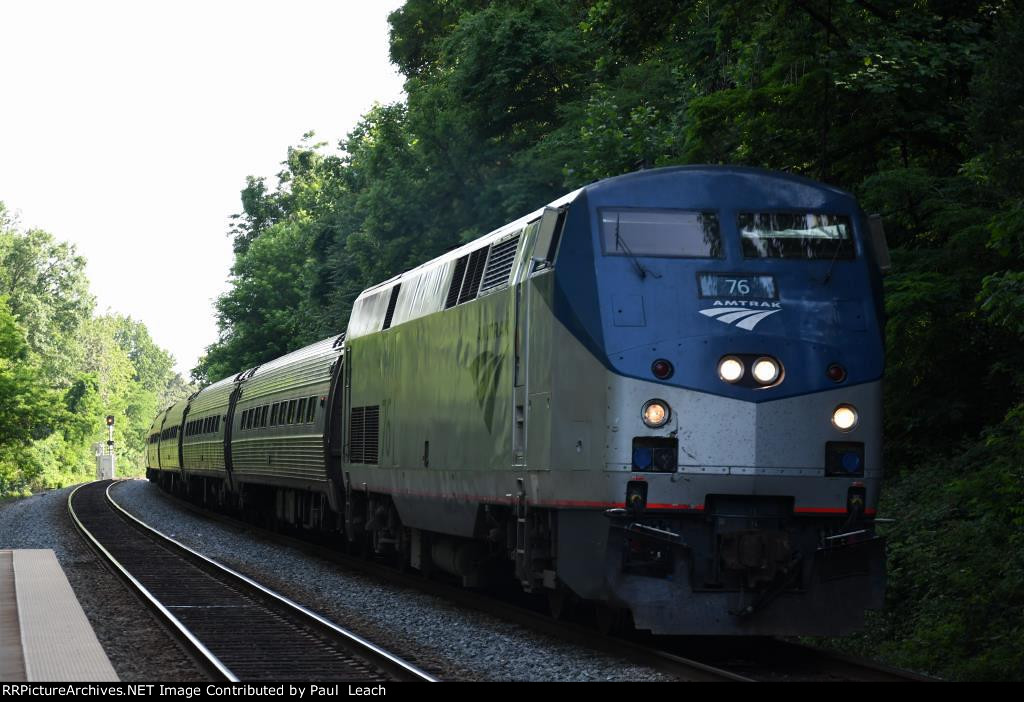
[583,164,853,198]
[162,398,189,424]
[188,374,236,414]
[193,334,344,401]
[234,334,343,399]
[355,186,583,299]
[147,406,168,433]
[353,165,851,303]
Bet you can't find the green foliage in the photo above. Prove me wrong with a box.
[159,372,196,410]
[0,205,178,490]
[194,0,1024,678]
[0,210,94,386]
[67,314,176,475]
[835,409,1024,680]
[197,220,318,383]
[0,296,58,493]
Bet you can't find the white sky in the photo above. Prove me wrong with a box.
[0,0,406,376]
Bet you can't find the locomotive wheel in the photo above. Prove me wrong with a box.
[396,527,412,573]
[595,604,629,636]
[547,586,574,621]
[360,531,375,561]
[347,531,373,559]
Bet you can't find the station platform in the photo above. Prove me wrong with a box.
[1,549,118,681]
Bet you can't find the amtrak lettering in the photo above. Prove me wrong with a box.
[698,300,783,331]
[709,299,782,308]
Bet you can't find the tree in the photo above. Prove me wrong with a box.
[0,296,57,493]
[0,207,94,387]
[195,220,318,384]
[196,3,1024,674]
[1,205,179,488]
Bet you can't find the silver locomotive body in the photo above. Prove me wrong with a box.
[149,166,887,635]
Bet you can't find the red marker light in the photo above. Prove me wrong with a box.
[651,359,674,380]
[827,364,847,383]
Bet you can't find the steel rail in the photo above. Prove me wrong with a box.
[130,479,937,682]
[124,481,751,682]
[761,640,939,682]
[104,480,437,683]
[68,482,237,682]
[71,479,438,683]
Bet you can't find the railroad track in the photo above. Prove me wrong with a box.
[114,479,935,682]
[110,481,746,681]
[651,636,937,682]
[69,480,438,683]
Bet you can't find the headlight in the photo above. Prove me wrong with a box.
[752,357,780,385]
[832,404,858,431]
[642,399,670,428]
[718,356,744,383]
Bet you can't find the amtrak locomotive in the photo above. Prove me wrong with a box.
[147,166,889,636]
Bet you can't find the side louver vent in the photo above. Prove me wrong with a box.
[479,235,520,293]
[444,256,468,309]
[444,247,491,309]
[458,247,489,304]
[349,405,380,464]
[382,284,401,330]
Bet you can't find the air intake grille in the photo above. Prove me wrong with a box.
[445,256,468,309]
[382,284,401,330]
[458,247,489,304]
[349,405,379,464]
[479,235,520,293]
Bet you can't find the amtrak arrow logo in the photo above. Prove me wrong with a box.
[699,305,781,331]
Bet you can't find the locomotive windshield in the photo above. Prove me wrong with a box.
[600,209,722,258]
[739,212,854,260]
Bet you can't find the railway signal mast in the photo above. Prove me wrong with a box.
[96,414,116,480]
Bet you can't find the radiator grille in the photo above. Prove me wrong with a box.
[349,405,379,464]
[479,234,520,293]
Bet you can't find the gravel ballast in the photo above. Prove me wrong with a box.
[110,478,676,682]
[0,485,208,681]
